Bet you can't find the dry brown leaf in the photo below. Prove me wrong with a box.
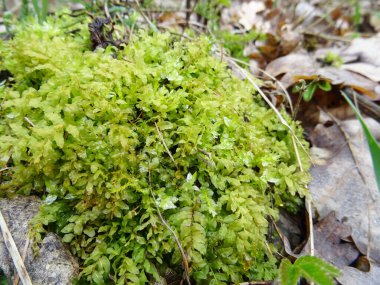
[308,118,380,263]
[238,1,266,30]
[301,212,359,268]
[338,264,380,285]
[342,63,380,82]
[318,68,380,100]
[370,14,380,32]
[265,53,380,99]
[265,53,317,80]
[343,34,380,67]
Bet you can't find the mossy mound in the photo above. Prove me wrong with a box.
[0,16,310,284]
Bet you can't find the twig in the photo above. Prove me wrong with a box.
[157,27,193,40]
[133,0,158,32]
[302,31,352,43]
[148,164,191,285]
[13,238,30,285]
[23,117,35,127]
[141,8,193,13]
[155,122,177,168]
[292,137,314,257]
[185,0,191,27]
[0,167,10,172]
[227,56,294,116]
[302,2,344,33]
[367,204,373,260]
[227,59,312,162]
[0,209,33,285]
[239,280,275,285]
[196,147,211,159]
[104,0,110,19]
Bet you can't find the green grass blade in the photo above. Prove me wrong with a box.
[341,91,380,191]
[21,0,30,20]
[31,0,41,23]
[41,0,48,22]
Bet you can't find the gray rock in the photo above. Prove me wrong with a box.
[0,196,79,284]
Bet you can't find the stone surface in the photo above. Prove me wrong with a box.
[0,196,79,284]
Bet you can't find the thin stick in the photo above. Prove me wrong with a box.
[23,117,35,127]
[155,122,177,167]
[0,167,10,172]
[185,0,191,27]
[148,165,191,285]
[239,281,274,285]
[229,60,312,162]
[367,204,372,260]
[104,0,111,19]
[13,238,30,285]
[0,210,33,285]
[292,137,314,257]
[227,56,294,116]
[133,0,158,32]
[302,31,352,43]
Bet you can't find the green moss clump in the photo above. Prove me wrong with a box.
[0,17,310,284]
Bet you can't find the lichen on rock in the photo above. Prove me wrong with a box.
[0,15,310,284]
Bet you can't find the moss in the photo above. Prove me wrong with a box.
[0,16,310,284]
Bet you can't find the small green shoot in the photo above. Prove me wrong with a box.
[341,91,380,191]
[30,0,49,23]
[195,0,231,30]
[324,51,343,68]
[216,30,263,61]
[292,79,332,102]
[279,256,341,285]
[353,0,361,31]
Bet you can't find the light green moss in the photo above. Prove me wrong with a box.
[0,16,310,284]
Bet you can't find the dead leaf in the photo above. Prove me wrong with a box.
[370,13,380,32]
[302,212,359,268]
[265,53,380,99]
[294,1,322,27]
[265,53,317,80]
[338,263,380,285]
[238,1,266,31]
[308,118,380,263]
[342,63,380,82]
[318,68,380,100]
[353,256,371,272]
[342,34,380,67]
